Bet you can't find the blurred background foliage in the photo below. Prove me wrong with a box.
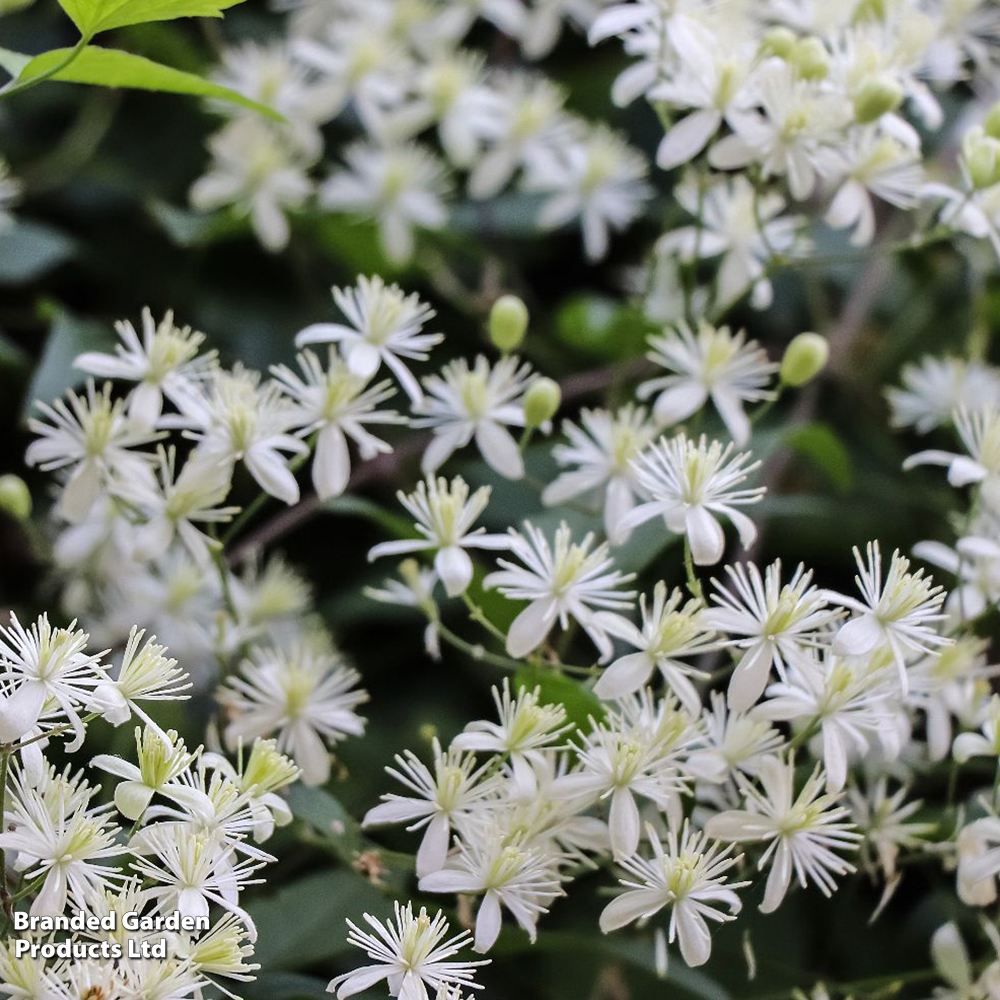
[1,3,998,999]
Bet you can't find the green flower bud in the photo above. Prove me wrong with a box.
[791,37,829,81]
[852,0,886,23]
[780,333,829,386]
[0,474,31,521]
[489,294,529,353]
[523,377,561,428]
[984,102,1000,140]
[759,26,797,60]
[964,127,1000,190]
[853,76,903,124]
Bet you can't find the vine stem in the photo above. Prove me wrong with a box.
[683,537,705,602]
[0,749,11,919]
[0,36,89,101]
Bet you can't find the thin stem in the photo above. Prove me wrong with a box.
[9,873,45,904]
[221,447,312,548]
[787,715,822,752]
[683,538,704,602]
[0,36,89,101]
[0,749,9,919]
[461,592,508,643]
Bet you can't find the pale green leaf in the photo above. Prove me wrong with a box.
[53,0,248,36]
[783,422,854,495]
[9,46,280,119]
[0,220,76,285]
[0,47,30,78]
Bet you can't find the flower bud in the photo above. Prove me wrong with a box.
[0,474,31,521]
[489,294,529,353]
[964,127,1000,189]
[984,102,1000,140]
[852,0,886,23]
[853,76,903,124]
[523,377,561,428]
[418,723,438,743]
[791,37,829,81]
[780,333,829,386]
[759,26,797,60]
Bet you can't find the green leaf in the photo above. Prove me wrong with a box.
[23,310,116,421]
[514,663,605,732]
[239,973,331,1000]
[6,46,280,119]
[247,869,393,970]
[53,0,249,36]
[0,47,30,78]
[146,199,248,248]
[783,421,854,495]
[0,220,77,285]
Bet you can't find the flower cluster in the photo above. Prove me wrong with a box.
[0,615,297,998]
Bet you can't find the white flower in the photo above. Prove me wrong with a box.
[91,726,199,820]
[637,321,777,445]
[709,61,852,201]
[74,308,215,429]
[0,764,123,917]
[702,561,840,712]
[412,355,536,480]
[595,583,716,710]
[904,407,1000,510]
[111,446,239,566]
[846,778,932,880]
[190,117,314,252]
[0,613,109,750]
[294,276,441,404]
[364,561,442,660]
[620,433,765,566]
[328,902,488,1000]
[552,693,692,857]
[541,405,656,544]
[685,691,782,783]
[705,755,860,913]
[523,124,651,261]
[369,477,509,597]
[930,921,1000,1000]
[756,653,896,792]
[957,815,1000,906]
[484,521,636,661]
[26,381,159,523]
[0,157,22,232]
[220,640,368,786]
[130,825,264,940]
[953,694,1000,763]
[86,626,191,733]
[821,133,923,246]
[418,822,564,952]
[273,349,403,498]
[321,142,449,263]
[171,366,308,505]
[467,74,567,199]
[657,174,802,310]
[384,51,503,168]
[451,679,569,794]
[886,357,1000,434]
[825,542,949,694]
[599,822,749,967]
[363,738,502,877]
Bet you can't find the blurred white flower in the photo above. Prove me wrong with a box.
[321,142,449,263]
[221,640,368,785]
[523,124,651,261]
[191,117,315,252]
[0,157,22,232]
[542,405,656,544]
[886,357,1000,435]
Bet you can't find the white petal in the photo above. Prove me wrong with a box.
[685,506,725,565]
[656,109,721,169]
[474,891,503,953]
[475,421,524,480]
[314,424,351,499]
[609,787,640,858]
[506,599,556,658]
[594,651,653,701]
[832,614,883,657]
[435,545,474,598]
